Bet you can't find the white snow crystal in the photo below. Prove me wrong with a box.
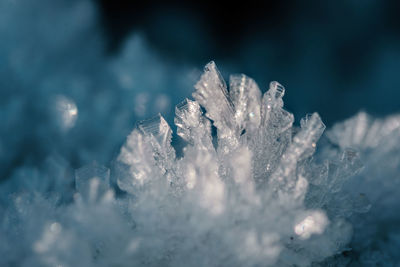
[1,59,400,266]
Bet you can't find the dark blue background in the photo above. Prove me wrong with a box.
[99,0,400,124]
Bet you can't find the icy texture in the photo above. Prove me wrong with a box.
[325,112,400,265]
[1,0,399,266]
[1,49,400,266]
[0,60,399,266]
[174,99,213,149]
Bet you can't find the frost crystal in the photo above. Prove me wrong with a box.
[114,61,357,266]
[1,60,400,266]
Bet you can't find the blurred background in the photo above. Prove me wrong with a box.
[98,0,400,122]
[1,0,400,181]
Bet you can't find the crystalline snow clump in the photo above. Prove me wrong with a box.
[1,61,400,266]
[114,61,354,266]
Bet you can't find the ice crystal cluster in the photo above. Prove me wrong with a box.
[2,59,400,266]
[1,1,400,266]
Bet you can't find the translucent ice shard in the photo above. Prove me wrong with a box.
[193,61,235,130]
[117,129,158,191]
[270,113,325,195]
[137,114,175,158]
[229,74,261,136]
[174,99,213,150]
[118,114,177,193]
[260,81,293,133]
[297,113,326,158]
[251,81,294,183]
[137,114,177,182]
[193,61,238,153]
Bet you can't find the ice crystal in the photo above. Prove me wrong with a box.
[112,61,400,266]
[1,58,400,266]
[1,0,399,266]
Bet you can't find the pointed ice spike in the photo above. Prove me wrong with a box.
[174,99,213,149]
[193,61,236,133]
[138,114,173,151]
[75,161,110,200]
[270,113,325,194]
[296,113,326,157]
[138,114,175,159]
[260,81,292,131]
[229,74,262,134]
[138,114,177,182]
[250,81,293,183]
[117,129,158,192]
[270,81,285,98]
[261,82,285,113]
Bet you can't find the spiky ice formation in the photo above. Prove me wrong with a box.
[114,61,355,266]
[1,61,400,266]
